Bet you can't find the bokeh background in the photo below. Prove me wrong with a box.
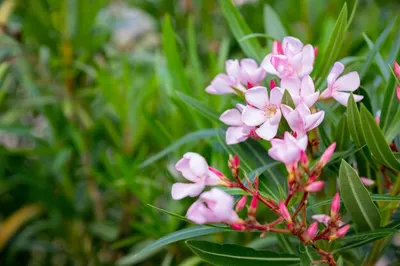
[0,0,399,265]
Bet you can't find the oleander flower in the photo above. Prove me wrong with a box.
[268,132,308,165]
[262,37,315,79]
[320,62,362,106]
[281,103,325,137]
[186,188,239,224]
[171,153,220,200]
[242,86,284,140]
[280,75,319,107]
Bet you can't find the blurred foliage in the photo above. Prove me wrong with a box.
[0,0,399,265]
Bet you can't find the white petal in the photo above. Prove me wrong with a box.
[226,59,240,78]
[300,75,315,96]
[303,91,319,107]
[171,182,205,200]
[335,71,360,92]
[226,126,249,145]
[187,153,208,177]
[220,108,242,126]
[282,36,303,56]
[304,111,325,131]
[242,106,266,126]
[333,92,363,106]
[245,86,269,109]
[256,122,279,140]
[261,54,277,75]
[269,87,284,105]
[175,157,197,182]
[281,77,301,95]
[327,62,344,87]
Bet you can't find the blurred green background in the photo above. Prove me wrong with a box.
[0,0,399,265]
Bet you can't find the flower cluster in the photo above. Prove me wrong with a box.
[209,37,361,144]
[170,36,361,266]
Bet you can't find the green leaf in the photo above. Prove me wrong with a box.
[263,4,288,40]
[339,160,381,231]
[359,18,397,80]
[117,227,229,265]
[335,116,350,151]
[186,240,300,266]
[380,72,400,136]
[162,15,191,93]
[360,105,400,171]
[345,0,359,31]
[139,129,217,169]
[219,0,264,61]
[346,94,366,147]
[281,90,295,108]
[315,3,348,89]
[362,33,389,82]
[384,111,400,143]
[307,194,400,210]
[299,245,326,266]
[176,91,220,123]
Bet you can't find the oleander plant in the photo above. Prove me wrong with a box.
[0,0,399,266]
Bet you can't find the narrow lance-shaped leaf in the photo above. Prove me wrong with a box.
[117,227,230,265]
[362,33,390,82]
[380,72,400,135]
[186,240,300,266]
[339,160,381,231]
[360,105,400,171]
[263,4,288,41]
[176,91,221,123]
[218,0,264,62]
[335,115,350,151]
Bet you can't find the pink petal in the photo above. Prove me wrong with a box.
[304,111,325,131]
[319,88,332,99]
[269,110,282,125]
[255,122,279,140]
[300,75,315,96]
[186,200,209,224]
[226,126,249,145]
[280,104,294,119]
[327,62,344,87]
[282,36,303,57]
[333,92,363,106]
[226,59,240,78]
[335,71,360,92]
[185,152,209,177]
[281,77,301,95]
[297,135,308,150]
[220,108,242,126]
[269,87,284,105]
[303,92,320,107]
[206,74,235,95]
[171,182,205,200]
[175,157,197,182]
[261,54,277,75]
[245,86,269,109]
[242,106,266,126]
[312,214,330,225]
[298,44,315,77]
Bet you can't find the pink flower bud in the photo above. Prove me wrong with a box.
[305,181,325,192]
[231,223,245,231]
[250,195,258,209]
[397,86,400,102]
[330,193,341,217]
[236,195,247,212]
[300,150,309,168]
[209,167,225,179]
[229,155,240,169]
[314,46,319,58]
[375,114,380,124]
[394,61,400,79]
[320,142,336,166]
[270,79,277,89]
[303,222,319,242]
[279,201,292,223]
[360,177,375,186]
[272,40,283,55]
[329,224,350,241]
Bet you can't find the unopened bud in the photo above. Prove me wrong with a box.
[236,195,247,212]
[329,224,350,241]
[248,195,258,216]
[303,222,319,242]
[270,79,277,89]
[397,86,400,102]
[394,61,400,79]
[209,167,225,180]
[320,142,336,166]
[330,193,341,218]
[314,46,319,58]
[305,181,325,192]
[272,40,283,55]
[229,155,240,169]
[231,223,245,231]
[279,201,292,223]
[300,150,309,168]
[360,177,375,186]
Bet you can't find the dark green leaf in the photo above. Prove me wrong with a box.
[335,116,350,151]
[339,160,381,231]
[380,72,400,136]
[186,240,300,266]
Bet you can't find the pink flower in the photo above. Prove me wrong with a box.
[186,188,239,224]
[171,153,220,200]
[268,132,308,165]
[329,224,350,241]
[220,104,255,145]
[242,86,284,140]
[305,181,325,192]
[312,214,344,227]
[262,37,315,79]
[280,75,319,107]
[320,142,336,166]
[281,103,325,137]
[206,59,265,95]
[360,177,375,186]
[320,62,362,106]
[303,222,319,241]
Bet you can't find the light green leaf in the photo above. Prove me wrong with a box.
[219,0,264,61]
[176,91,220,122]
[362,33,389,82]
[117,227,229,265]
[359,18,397,80]
[263,4,287,40]
[315,3,348,89]
[139,129,217,169]
[360,105,400,171]
[339,160,381,231]
[186,240,300,266]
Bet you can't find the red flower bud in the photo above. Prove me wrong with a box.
[305,181,325,192]
[303,221,319,242]
[279,201,292,223]
[330,192,341,217]
[235,195,247,212]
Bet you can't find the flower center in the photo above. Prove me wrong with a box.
[264,105,277,118]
